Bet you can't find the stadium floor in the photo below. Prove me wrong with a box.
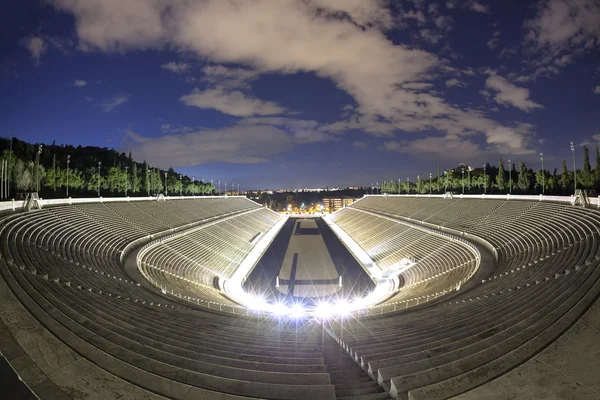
[244,217,375,306]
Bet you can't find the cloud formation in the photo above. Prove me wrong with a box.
[50,0,541,157]
[485,73,544,112]
[161,61,191,73]
[21,36,47,64]
[180,88,286,117]
[122,126,295,167]
[99,95,130,112]
[594,86,600,94]
[73,79,87,87]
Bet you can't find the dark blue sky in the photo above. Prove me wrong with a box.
[1,0,599,189]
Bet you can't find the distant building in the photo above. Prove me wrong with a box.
[322,197,356,212]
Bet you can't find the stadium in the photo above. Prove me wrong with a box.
[4,0,600,399]
[1,192,599,399]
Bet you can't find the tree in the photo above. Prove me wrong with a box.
[596,145,600,191]
[496,158,506,191]
[535,169,548,194]
[131,162,139,194]
[581,145,592,188]
[561,160,570,193]
[13,159,33,191]
[517,161,530,192]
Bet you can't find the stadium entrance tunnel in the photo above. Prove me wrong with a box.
[222,217,405,318]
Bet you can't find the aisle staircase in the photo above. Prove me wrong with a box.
[320,334,392,400]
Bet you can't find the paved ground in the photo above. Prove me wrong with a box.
[244,217,375,306]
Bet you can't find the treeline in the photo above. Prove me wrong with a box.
[0,137,216,199]
[380,146,600,195]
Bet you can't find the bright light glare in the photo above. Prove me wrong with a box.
[315,302,334,319]
[248,295,268,311]
[290,304,305,318]
[335,300,352,317]
[271,302,288,316]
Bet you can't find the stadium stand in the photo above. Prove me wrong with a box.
[1,194,599,399]
[326,195,600,399]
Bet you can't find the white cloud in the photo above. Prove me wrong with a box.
[201,65,260,90]
[122,126,294,167]
[522,0,600,78]
[51,0,539,156]
[99,95,130,112]
[161,61,191,73]
[468,1,490,13]
[487,31,501,49]
[384,135,483,161]
[402,82,434,90]
[237,117,336,144]
[485,73,544,112]
[179,88,286,117]
[445,78,463,87]
[525,0,600,51]
[554,54,571,66]
[21,36,47,64]
[352,141,368,149]
[73,79,87,87]
[594,86,600,94]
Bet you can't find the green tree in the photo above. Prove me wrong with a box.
[546,173,557,193]
[581,145,592,188]
[560,160,569,193]
[13,159,33,191]
[496,158,506,191]
[596,145,600,190]
[518,161,530,192]
[131,162,139,194]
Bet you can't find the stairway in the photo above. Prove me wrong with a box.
[320,334,392,400]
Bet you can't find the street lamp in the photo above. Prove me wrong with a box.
[97,161,102,197]
[35,145,42,193]
[218,180,221,195]
[146,166,150,196]
[211,179,213,195]
[179,174,182,196]
[483,164,487,194]
[539,152,544,194]
[238,183,240,195]
[508,159,512,194]
[192,176,195,195]
[66,155,70,197]
[165,172,168,196]
[417,175,420,193]
[429,172,432,194]
[125,166,128,196]
[225,182,228,195]
[462,168,465,194]
[406,176,410,194]
[468,167,471,193]
[570,141,576,192]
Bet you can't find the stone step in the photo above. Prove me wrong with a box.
[338,393,392,400]
[336,385,385,398]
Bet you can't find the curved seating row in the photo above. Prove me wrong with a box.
[138,208,283,308]
[329,207,479,309]
[326,196,600,399]
[0,198,336,399]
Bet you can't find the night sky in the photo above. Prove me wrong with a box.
[1,0,599,189]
